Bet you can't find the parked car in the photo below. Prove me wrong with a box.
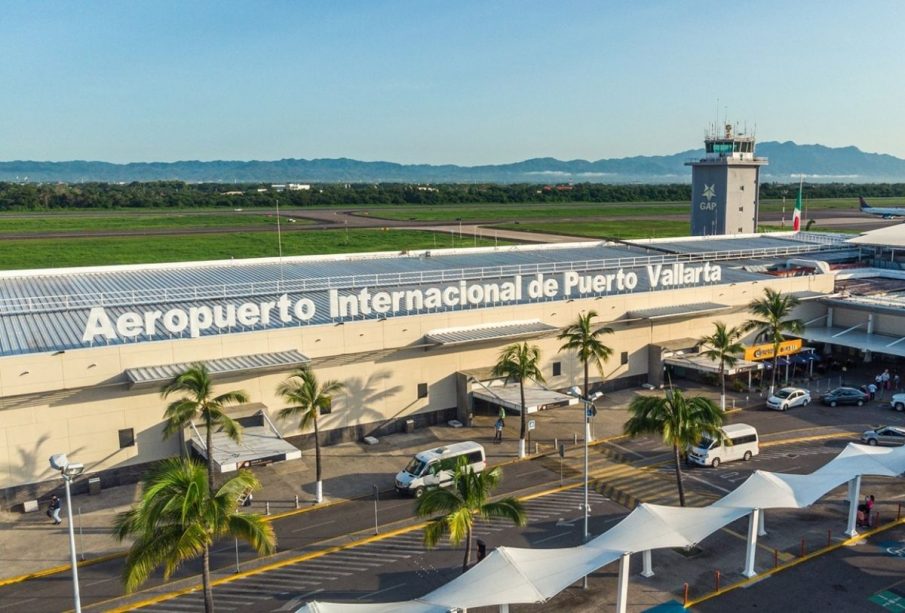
[892,393,905,412]
[766,387,811,411]
[861,425,905,446]
[821,387,868,407]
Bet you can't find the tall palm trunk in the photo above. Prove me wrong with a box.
[583,359,589,399]
[770,342,779,393]
[462,525,472,573]
[719,362,726,412]
[205,413,215,496]
[314,416,323,503]
[202,544,214,612]
[518,379,527,458]
[672,444,686,507]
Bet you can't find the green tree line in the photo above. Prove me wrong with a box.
[2,181,905,211]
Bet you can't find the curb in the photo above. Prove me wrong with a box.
[0,551,126,588]
[759,432,854,448]
[684,517,905,608]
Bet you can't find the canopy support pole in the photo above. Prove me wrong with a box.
[743,508,760,578]
[758,508,766,536]
[615,552,630,613]
[641,549,654,578]
[845,475,862,537]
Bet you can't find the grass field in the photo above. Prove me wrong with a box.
[0,229,506,270]
[0,212,289,233]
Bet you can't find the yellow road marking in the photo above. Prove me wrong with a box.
[685,518,905,608]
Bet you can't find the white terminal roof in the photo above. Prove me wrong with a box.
[0,233,853,357]
[847,223,905,248]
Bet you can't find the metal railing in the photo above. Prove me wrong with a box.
[0,242,843,315]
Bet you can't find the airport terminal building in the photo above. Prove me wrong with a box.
[2,229,903,507]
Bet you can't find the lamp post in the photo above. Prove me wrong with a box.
[581,391,601,590]
[49,454,84,613]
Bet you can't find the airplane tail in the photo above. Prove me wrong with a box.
[859,196,872,210]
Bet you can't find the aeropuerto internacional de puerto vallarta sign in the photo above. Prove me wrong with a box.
[82,263,723,343]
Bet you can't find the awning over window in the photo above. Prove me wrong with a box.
[793,327,905,358]
[426,320,558,346]
[471,384,579,414]
[665,353,764,375]
[125,349,309,387]
[188,404,302,473]
[627,302,729,321]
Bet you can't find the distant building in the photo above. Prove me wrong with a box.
[288,183,311,191]
[686,124,768,236]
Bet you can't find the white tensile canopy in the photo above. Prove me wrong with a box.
[299,443,905,613]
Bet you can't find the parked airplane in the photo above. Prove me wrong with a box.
[859,197,905,219]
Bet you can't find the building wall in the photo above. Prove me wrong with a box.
[0,272,833,504]
[690,163,762,235]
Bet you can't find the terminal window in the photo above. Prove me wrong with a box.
[552,362,562,376]
[118,428,135,449]
[417,383,428,399]
[621,351,629,365]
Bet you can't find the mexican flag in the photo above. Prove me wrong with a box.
[792,178,803,231]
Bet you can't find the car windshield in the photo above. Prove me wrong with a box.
[775,390,792,399]
[697,436,717,450]
[404,458,427,476]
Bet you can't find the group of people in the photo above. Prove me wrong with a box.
[862,369,900,401]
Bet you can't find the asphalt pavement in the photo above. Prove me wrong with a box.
[3,372,904,612]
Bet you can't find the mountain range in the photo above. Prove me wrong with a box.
[2,142,904,184]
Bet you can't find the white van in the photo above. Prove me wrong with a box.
[394,441,486,498]
[687,423,759,468]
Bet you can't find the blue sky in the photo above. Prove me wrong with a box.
[2,1,903,164]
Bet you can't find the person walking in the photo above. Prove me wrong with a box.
[867,382,877,401]
[498,406,506,427]
[895,372,901,391]
[48,495,61,525]
[494,418,504,443]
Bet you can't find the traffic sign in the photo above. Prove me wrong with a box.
[586,405,597,418]
[528,419,536,431]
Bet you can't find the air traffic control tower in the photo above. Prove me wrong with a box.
[686,124,767,236]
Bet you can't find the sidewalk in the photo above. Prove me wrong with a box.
[0,381,796,583]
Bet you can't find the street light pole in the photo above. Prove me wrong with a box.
[50,454,83,613]
[373,485,379,535]
[583,400,590,590]
[62,473,81,613]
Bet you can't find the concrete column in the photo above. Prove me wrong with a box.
[826,307,834,328]
[758,508,767,536]
[845,475,862,538]
[641,549,654,578]
[743,508,760,578]
[499,605,509,613]
[866,314,874,363]
[615,553,631,613]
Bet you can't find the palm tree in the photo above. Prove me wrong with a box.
[113,458,276,613]
[162,363,249,496]
[277,366,344,504]
[558,310,614,399]
[624,389,723,506]
[416,460,526,572]
[699,322,745,412]
[745,288,804,394]
[491,342,545,458]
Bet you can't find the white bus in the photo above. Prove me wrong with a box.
[687,423,759,468]
[394,441,486,498]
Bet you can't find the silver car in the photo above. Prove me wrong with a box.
[861,426,905,446]
[766,387,811,411]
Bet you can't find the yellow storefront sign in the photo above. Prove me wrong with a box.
[744,339,802,361]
